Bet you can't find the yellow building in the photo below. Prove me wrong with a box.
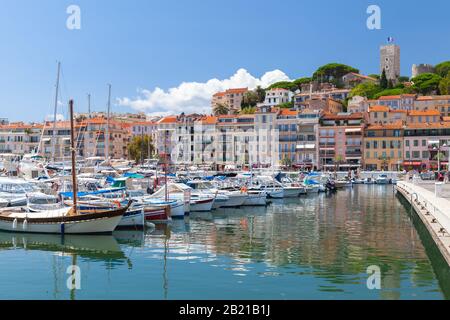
[363,122,404,171]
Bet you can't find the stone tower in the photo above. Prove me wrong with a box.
[380,44,400,81]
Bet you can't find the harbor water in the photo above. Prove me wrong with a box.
[0,185,449,300]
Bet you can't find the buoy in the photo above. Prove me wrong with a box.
[23,219,28,230]
[12,218,17,229]
[145,221,155,229]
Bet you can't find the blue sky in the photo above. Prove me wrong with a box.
[0,0,449,122]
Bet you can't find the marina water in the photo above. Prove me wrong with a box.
[1,185,449,300]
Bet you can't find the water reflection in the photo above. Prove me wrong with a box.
[0,185,448,299]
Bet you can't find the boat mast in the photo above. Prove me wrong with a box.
[105,84,112,162]
[69,99,78,215]
[87,93,91,118]
[51,61,61,163]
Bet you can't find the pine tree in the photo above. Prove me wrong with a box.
[380,69,388,89]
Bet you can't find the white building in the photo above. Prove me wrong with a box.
[261,88,293,107]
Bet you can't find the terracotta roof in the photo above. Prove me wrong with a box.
[408,110,440,116]
[132,121,157,126]
[278,109,298,116]
[405,122,450,129]
[158,116,178,124]
[368,105,390,112]
[378,95,401,100]
[199,116,217,125]
[415,96,433,101]
[213,92,226,97]
[0,122,44,130]
[225,88,248,94]
[366,121,404,130]
[347,73,378,81]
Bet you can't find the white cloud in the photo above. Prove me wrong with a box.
[45,114,65,121]
[117,68,291,116]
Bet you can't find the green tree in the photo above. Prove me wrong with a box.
[380,69,388,89]
[267,81,298,92]
[128,135,155,164]
[435,61,450,77]
[439,72,450,95]
[411,73,442,95]
[239,106,257,115]
[213,103,230,116]
[293,77,312,89]
[398,76,410,83]
[255,86,266,103]
[281,156,293,167]
[241,91,260,108]
[349,82,382,99]
[373,88,405,99]
[312,63,359,86]
[334,155,344,172]
[277,101,294,109]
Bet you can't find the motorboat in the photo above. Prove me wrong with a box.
[190,194,215,212]
[375,174,390,184]
[242,190,267,206]
[187,181,247,208]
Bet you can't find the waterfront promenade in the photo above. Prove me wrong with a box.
[396,180,450,266]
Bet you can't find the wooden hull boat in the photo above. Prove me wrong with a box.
[0,202,130,234]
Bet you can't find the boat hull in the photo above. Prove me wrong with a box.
[190,198,214,212]
[243,193,267,206]
[117,207,145,229]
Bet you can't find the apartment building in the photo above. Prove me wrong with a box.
[0,122,42,155]
[414,95,450,117]
[403,122,450,170]
[296,109,320,170]
[295,97,343,114]
[367,106,407,125]
[262,88,293,107]
[78,117,131,159]
[364,122,404,171]
[319,113,364,170]
[277,109,299,165]
[211,88,248,114]
[295,89,351,104]
[369,94,416,111]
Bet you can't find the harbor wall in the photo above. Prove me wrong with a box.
[396,181,450,266]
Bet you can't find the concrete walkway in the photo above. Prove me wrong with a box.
[396,181,450,266]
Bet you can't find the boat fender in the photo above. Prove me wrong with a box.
[12,218,17,229]
[23,219,28,230]
[114,200,121,208]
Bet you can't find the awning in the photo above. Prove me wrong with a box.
[345,128,362,133]
[403,161,422,166]
[41,138,51,142]
[296,144,316,150]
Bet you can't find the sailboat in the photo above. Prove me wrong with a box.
[0,100,130,234]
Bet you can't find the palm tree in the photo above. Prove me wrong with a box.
[434,152,446,171]
[239,106,256,115]
[213,103,230,116]
[378,155,390,171]
[334,155,344,172]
